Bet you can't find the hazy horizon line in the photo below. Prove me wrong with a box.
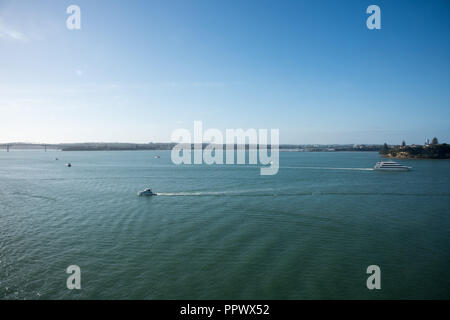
[0,141,427,146]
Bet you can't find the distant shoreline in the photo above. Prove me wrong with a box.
[0,142,383,152]
[382,154,450,160]
[380,143,450,159]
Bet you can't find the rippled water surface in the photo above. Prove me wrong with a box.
[1,150,449,299]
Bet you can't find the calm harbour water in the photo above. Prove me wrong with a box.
[1,150,449,299]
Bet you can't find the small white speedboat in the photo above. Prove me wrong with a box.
[66,163,72,167]
[374,161,411,171]
[138,188,157,196]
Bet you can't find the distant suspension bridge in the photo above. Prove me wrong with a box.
[0,143,60,152]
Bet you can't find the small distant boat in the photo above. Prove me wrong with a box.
[66,163,72,167]
[55,158,59,160]
[374,161,411,171]
[154,155,160,159]
[138,188,157,196]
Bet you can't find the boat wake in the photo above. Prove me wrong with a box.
[157,188,275,196]
[282,166,374,171]
[155,190,450,197]
[12,192,57,201]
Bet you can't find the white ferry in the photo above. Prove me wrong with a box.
[374,161,411,171]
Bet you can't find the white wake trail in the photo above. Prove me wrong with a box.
[282,166,374,171]
[156,187,276,196]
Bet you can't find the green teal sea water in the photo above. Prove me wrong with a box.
[1,150,449,299]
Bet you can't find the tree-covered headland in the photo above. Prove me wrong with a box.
[380,137,450,159]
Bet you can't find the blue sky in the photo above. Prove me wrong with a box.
[0,0,449,144]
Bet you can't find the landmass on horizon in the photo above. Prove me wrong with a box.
[0,142,381,152]
[380,137,450,159]
[2,138,449,158]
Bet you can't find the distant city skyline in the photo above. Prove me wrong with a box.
[1,0,449,144]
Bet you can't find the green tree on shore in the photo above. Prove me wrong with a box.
[381,142,389,154]
[432,137,439,145]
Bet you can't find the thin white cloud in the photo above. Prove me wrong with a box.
[75,69,83,77]
[0,19,29,42]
